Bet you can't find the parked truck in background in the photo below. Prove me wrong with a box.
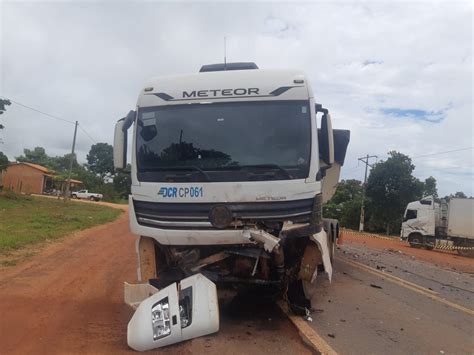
[114,62,350,350]
[401,196,474,257]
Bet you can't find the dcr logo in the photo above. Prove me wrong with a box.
[158,187,177,198]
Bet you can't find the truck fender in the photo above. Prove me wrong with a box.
[309,229,333,282]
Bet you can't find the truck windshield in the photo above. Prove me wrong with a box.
[136,100,311,182]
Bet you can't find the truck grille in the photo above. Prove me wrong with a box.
[133,199,315,229]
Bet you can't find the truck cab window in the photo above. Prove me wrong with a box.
[405,209,417,221]
[136,100,311,182]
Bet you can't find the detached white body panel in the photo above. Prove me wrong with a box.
[127,274,219,352]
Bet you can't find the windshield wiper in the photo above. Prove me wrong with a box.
[241,164,293,179]
[143,165,211,182]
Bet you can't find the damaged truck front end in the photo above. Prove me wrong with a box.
[131,193,335,309]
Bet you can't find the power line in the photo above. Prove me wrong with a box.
[1,96,98,145]
[0,96,76,125]
[411,147,473,159]
[78,124,97,144]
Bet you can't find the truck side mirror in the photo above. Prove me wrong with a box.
[114,119,127,169]
[114,110,136,169]
[319,112,334,166]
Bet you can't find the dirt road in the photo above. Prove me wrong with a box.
[0,207,309,354]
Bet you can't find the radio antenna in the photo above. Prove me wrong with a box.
[224,36,227,70]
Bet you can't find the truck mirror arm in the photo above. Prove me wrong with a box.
[122,110,136,132]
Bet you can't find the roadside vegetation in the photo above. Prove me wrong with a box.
[0,191,122,263]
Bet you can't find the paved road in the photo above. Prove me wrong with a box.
[308,241,474,354]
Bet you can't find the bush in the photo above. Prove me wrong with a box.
[0,189,32,201]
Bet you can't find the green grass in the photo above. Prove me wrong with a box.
[0,192,122,253]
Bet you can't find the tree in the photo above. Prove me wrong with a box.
[48,153,79,173]
[365,151,424,235]
[331,179,363,204]
[423,176,438,199]
[340,199,363,230]
[453,191,467,198]
[87,143,114,179]
[0,99,11,129]
[323,179,363,229]
[0,151,8,171]
[16,147,49,165]
[113,164,132,199]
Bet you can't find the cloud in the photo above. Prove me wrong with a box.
[362,60,383,66]
[380,107,447,123]
[0,1,472,196]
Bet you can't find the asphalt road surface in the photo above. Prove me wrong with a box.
[0,203,472,354]
[308,235,474,354]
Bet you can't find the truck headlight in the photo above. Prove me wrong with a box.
[151,298,171,340]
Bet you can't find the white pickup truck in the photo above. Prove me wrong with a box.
[71,189,103,201]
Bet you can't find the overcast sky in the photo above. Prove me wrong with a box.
[0,0,472,196]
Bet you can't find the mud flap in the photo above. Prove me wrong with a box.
[309,229,332,282]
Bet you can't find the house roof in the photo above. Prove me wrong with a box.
[16,162,54,174]
[8,163,83,184]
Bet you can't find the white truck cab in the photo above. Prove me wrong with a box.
[401,196,439,240]
[114,63,350,341]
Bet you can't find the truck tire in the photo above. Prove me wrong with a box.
[72,194,77,199]
[408,233,423,248]
[89,196,95,201]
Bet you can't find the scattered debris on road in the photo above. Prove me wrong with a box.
[370,284,383,289]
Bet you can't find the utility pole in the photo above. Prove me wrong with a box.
[64,120,78,201]
[358,154,377,232]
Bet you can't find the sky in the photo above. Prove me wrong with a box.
[0,0,472,196]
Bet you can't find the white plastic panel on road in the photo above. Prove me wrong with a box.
[127,274,219,352]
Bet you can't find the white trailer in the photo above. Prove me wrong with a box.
[401,197,474,256]
[114,62,350,350]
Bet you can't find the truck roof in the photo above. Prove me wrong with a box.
[137,69,312,107]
